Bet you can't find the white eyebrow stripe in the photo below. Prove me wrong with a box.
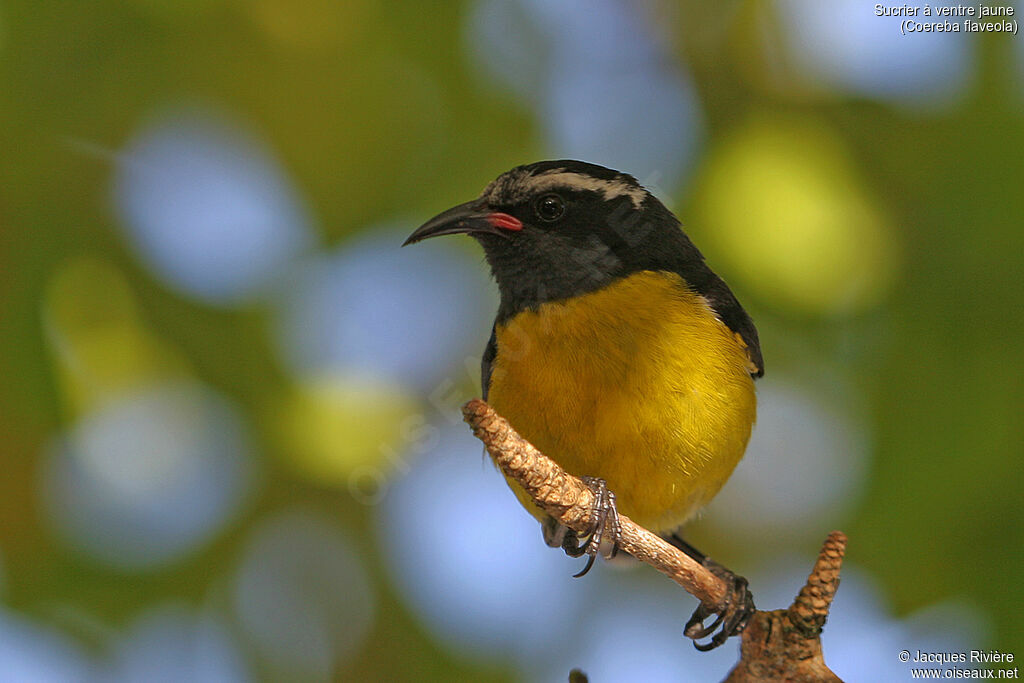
[530,171,647,209]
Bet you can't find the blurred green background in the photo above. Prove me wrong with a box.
[0,1,1021,681]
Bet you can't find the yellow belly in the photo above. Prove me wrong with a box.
[487,270,756,533]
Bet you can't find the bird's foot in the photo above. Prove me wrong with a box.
[541,476,621,578]
[683,560,755,651]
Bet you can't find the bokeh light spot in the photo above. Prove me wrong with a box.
[42,381,256,570]
[468,0,702,188]
[0,609,92,683]
[42,257,190,418]
[692,115,899,315]
[274,229,493,393]
[113,108,315,305]
[271,373,421,486]
[776,0,973,107]
[104,605,248,683]
[232,510,374,682]
[379,425,594,664]
[704,379,868,540]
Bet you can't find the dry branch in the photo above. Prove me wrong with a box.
[462,398,848,683]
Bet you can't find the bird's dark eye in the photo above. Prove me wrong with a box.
[534,194,565,222]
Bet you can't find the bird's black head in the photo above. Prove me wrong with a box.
[404,160,708,324]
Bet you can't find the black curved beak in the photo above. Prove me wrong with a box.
[403,200,522,246]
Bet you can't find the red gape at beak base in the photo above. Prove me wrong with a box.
[487,212,523,232]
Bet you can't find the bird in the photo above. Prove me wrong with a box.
[403,160,763,650]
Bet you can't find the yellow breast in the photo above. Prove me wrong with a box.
[487,270,757,533]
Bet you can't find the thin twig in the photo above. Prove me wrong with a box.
[462,398,727,607]
[462,399,849,682]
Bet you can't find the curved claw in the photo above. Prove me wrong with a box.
[540,477,622,578]
[572,553,597,578]
[684,605,726,640]
[685,572,755,651]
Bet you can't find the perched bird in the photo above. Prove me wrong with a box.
[404,160,763,650]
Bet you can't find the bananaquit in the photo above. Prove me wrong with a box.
[404,160,763,650]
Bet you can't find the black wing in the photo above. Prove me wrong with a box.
[481,323,498,400]
[659,239,763,378]
[630,201,764,378]
[660,262,763,378]
[700,278,764,378]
